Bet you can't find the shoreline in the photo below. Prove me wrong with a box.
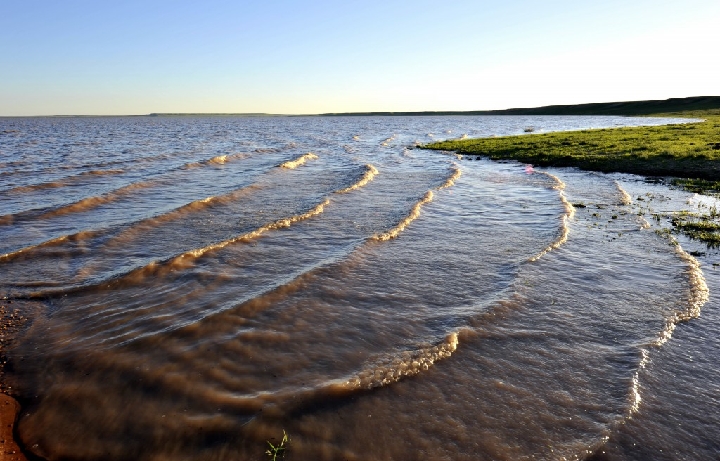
[423,110,720,181]
[0,393,25,461]
[423,110,720,247]
[0,303,29,461]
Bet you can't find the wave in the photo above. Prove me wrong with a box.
[372,191,434,242]
[0,229,103,263]
[89,164,383,340]
[437,163,461,190]
[336,165,378,194]
[380,135,396,147]
[170,199,330,265]
[340,333,459,390]
[70,151,320,252]
[100,184,265,250]
[0,183,262,269]
[98,161,370,255]
[35,180,156,220]
[529,172,575,262]
[5,169,126,195]
[182,153,248,169]
[614,181,633,205]
[2,158,365,290]
[371,164,461,242]
[656,240,708,346]
[626,241,708,415]
[586,234,710,460]
[2,152,252,223]
[279,153,318,169]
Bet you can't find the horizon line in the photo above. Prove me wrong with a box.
[1,96,718,118]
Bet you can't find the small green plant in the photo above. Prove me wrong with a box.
[266,431,289,461]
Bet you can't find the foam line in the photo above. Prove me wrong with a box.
[175,199,330,262]
[372,191,434,242]
[615,181,633,205]
[341,333,459,390]
[529,172,575,262]
[0,229,103,263]
[336,165,378,194]
[437,163,461,190]
[279,153,318,169]
[371,164,462,242]
[36,180,155,220]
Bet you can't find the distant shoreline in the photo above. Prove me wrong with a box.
[1,96,718,118]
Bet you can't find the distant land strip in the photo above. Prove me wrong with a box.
[3,96,719,118]
[146,96,719,117]
[148,96,720,117]
[317,96,720,117]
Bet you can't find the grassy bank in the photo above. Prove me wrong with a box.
[423,110,720,181]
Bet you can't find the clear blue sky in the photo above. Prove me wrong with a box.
[2,0,719,115]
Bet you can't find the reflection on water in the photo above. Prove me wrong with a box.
[1,115,719,460]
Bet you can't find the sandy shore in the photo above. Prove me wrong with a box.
[1,303,28,461]
[0,394,25,461]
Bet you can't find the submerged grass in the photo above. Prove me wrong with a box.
[423,109,720,246]
[670,177,720,196]
[671,214,720,247]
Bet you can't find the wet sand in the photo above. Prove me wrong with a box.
[0,394,26,461]
[0,304,28,461]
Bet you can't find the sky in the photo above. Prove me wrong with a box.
[1,0,719,115]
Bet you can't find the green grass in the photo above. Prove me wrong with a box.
[422,110,720,180]
[265,431,289,461]
[670,214,720,247]
[670,178,720,195]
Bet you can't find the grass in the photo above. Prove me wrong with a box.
[422,109,720,246]
[670,213,720,247]
[422,110,720,180]
[670,178,720,195]
[265,431,289,461]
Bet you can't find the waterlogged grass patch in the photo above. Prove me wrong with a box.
[671,214,720,247]
[422,112,720,180]
[670,178,720,196]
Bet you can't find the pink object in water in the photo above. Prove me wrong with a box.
[525,164,534,174]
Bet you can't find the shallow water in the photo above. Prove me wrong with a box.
[1,115,718,460]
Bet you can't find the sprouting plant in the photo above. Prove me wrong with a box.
[266,431,289,461]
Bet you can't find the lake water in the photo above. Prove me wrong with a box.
[1,115,718,460]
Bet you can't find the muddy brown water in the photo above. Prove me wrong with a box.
[1,115,718,460]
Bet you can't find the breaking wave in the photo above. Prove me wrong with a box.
[336,165,378,194]
[529,172,575,262]
[341,333,459,390]
[280,153,318,169]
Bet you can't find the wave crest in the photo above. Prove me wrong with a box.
[280,153,318,169]
[342,333,459,390]
[336,165,378,194]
